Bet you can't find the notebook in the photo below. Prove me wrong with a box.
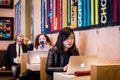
[66,55,98,75]
[28,50,48,64]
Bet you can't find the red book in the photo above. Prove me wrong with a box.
[74,70,91,76]
[113,0,117,22]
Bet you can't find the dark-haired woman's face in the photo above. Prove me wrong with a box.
[63,33,74,51]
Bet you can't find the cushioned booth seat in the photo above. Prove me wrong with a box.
[0,50,13,76]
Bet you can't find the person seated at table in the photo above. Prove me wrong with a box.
[19,34,52,80]
[0,34,28,79]
[46,27,79,80]
[33,34,52,51]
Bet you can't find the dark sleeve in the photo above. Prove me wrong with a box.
[28,43,34,51]
[46,48,64,75]
[22,44,29,52]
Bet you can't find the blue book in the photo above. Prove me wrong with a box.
[83,0,87,26]
[77,0,83,27]
[87,0,91,26]
[41,0,45,33]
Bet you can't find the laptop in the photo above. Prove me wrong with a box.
[28,50,48,64]
[66,55,98,75]
[27,50,48,71]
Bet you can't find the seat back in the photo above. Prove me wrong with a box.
[21,53,28,75]
[40,57,48,80]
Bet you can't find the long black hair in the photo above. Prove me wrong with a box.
[55,27,78,54]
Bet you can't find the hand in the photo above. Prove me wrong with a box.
[63,64,68,71]
[0,66,6,71]
[38,45,43,49]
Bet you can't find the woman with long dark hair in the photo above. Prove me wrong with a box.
[46,27,79,80]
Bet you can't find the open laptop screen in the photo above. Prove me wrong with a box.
[66,55,98,75]
[28,51,48,64]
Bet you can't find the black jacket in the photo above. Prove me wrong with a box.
[4,42,28,69]
[46,46,79,76]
